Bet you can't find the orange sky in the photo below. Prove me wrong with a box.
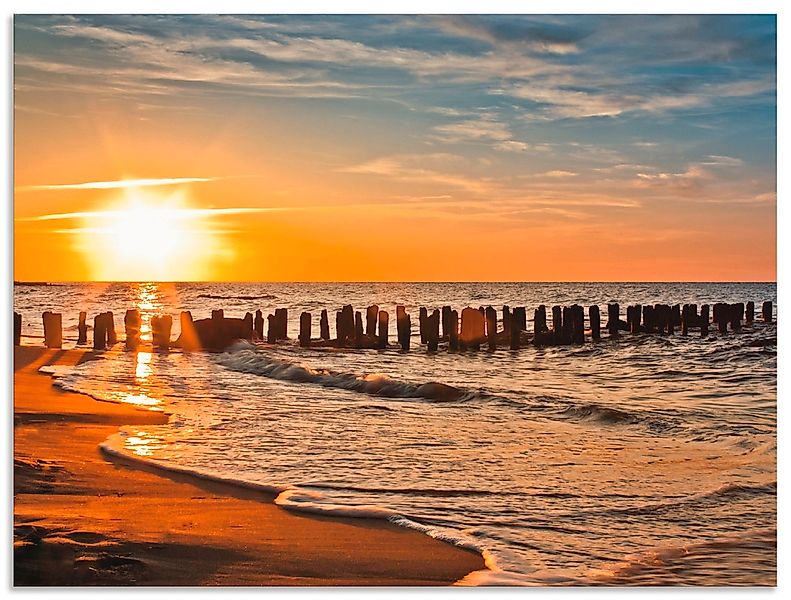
[13,15,776,282]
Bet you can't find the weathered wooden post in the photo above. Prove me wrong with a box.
[510,312,521,350]
[449,309,459,351]
[607,303,619,337]
[442,306,452,339]
[713,303,728,334]
[125,309,141,350]
[396,305,410,351]
[242,312,254,341]
[427,309,440,352]
[14,311,22,346]
[254,310,264,340]
[299,312,311,348]
[552,306,563,341]
[42,311,62,348]
[152,315,172,351]
[275,308,288,340]
[366,305,378,337]
[419,307,428,344]
[180,311,198,351]
[267,314,276,343]
[667,305,676,335]
[93,313,106,350]
[681,304,690,336]
[762,301,772,323]
[534,305,547,334]
[671,304,681,329]
[513,307,526,332]
[730,303,742,332]
[502,305,511,336]
[377,310,389,349]
[700,304,710,337]
[460,307,484,351]
[485,306,497,351]
[354,311,364,348]
[339,305,354,347]
[77,311,88,345]
[320,309,330,341]
[746,301,755,325]
[589,305,601,341]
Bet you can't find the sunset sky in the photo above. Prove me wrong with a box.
[14,14,776,282]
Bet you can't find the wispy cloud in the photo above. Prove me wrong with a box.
[16,207,285,222]
[17,177,220,192]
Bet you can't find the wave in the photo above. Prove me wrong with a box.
[197,293,276,301]
[215,342,475,402]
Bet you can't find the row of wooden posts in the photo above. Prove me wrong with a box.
[13,300,773,352]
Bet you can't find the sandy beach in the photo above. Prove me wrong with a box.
[13,345,485,586]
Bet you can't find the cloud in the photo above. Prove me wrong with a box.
[16,177,219,192]
[542,170,577,178]
[17,207,285,222]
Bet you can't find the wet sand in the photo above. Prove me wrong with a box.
[13,346,486,586]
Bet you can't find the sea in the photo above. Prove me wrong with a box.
[13,282,777,586]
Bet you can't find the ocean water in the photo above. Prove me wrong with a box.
[14,282,777,585]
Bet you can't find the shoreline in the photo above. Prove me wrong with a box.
[13,345,486,586]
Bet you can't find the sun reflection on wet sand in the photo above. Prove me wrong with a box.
[135,351,152,380]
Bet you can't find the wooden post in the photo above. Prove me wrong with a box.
[485,306,497,351]
[513,307,526,332]
[534,305,547,334]
[427,309,440,352]
[366,305,378,337]
[762,301,772,323]
[589,305,601,341]
[242,312,254,341]
[746,301,754,325]
[461,307,484,350]
[299,312,311,348]
[125,309,141,350]
[730,303,742,332]
[419,307,428,344]
[607,304,619,337]
[441,306,452,339]
[340,305,354,347]
[93,313,106,350]
[502,305,511,336]
[713,303,728,334]
[700,304,710,337]
[152,314,172,351]
[75,311,87,345]
[667,305,676,335]
[254,310,264,340]
[552,306,563,340]
[354,311,364,348]
[396,305,410,351]
[681,304,690,336]
[14,311,21,346]
[510,312,520,350]
[377,310,389,349]
[449,309,459,351]
[42,311,62,348]
[274,308,288,340]
[267,314,276,343]
[320,309,330,340]
[179,311,198,352]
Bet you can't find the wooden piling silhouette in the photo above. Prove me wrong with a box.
[552,306,562,341]
[396,306,411,351]
[513,307,526,332]
[274,308,288,340]
[320,309,330,340]
[14,311,21,346]
[607,304,619,337]
[242,312,254,341]
[461,307,484,351]
[77,311,88,345]
[254,309,264,340]
[589,305,601,341]
[746,301,754,325]
[485,306,497,351]
[377,310,389,349]
[125,309,142,350]
[449,310,459,351]
[534,305,548,334]
[267,314,276,343]
[441,306,452,339]
[510,312,520,350]
[730,303,743,332]
[427,309,440,352]
[762,301,772,323]
[93,313,106,350]
[366,305,378,337]
[179,311,199,352]
[299,312,311,348]
[151,314,172,350]
[713,303,728,334]
[419,307,428,344]
[502,305,511,335]
[42,311,62,348]
[354,311,364,348]
[700,304,710,337]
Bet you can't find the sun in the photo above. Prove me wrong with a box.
[80,187,217,281]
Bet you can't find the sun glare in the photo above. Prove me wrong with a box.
[79,187,224,281]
